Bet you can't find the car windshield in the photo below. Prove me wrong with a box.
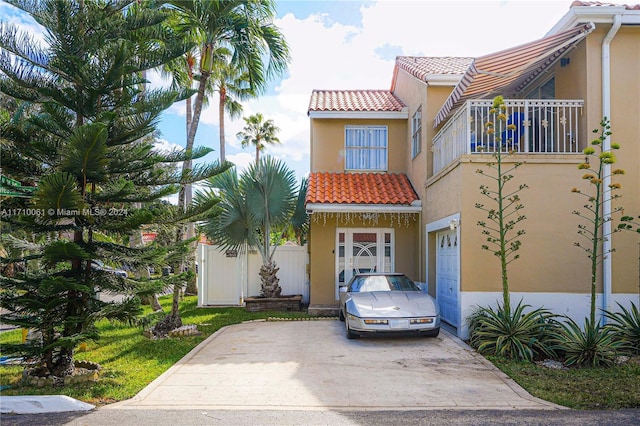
[349,275,420,292]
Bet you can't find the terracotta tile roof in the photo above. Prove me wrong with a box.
[306,172,419,205]
[395,56,473,81]
[308,90,405,113]
[570,1,640,10]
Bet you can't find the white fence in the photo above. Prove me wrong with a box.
[197,243,309,306]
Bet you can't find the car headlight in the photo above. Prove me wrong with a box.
[363,319,389,325]
[410,318,434,324]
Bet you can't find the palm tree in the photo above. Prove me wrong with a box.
[202,157,299,297]
[165,0,290,212]
[237,113,281,163]
[212,59,255,162]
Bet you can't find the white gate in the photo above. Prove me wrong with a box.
[197,243,309,306]
[436,229,459,326]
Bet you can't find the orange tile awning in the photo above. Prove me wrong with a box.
[306,172,419,206]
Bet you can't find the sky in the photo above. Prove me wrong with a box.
[1,0,629,187]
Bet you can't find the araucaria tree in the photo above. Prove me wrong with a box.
[571,117,624,324]
[475,96,527,315]
[0,0,224,379]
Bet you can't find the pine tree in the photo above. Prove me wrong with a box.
[0,0,226,379]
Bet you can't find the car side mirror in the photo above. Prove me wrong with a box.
[339,286,348,294]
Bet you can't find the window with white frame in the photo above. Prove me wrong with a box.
[345,125,388,171]
[411,107,422,158]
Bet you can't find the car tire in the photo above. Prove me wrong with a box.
[339,308,345,322]
[345,317,358,339]
[424,327,440,338]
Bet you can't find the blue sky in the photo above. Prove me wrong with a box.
[1,1,628,188]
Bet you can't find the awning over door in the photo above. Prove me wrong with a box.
[434,22,595,127]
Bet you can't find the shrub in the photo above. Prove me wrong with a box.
[551,317,624,367]
[604,302,640,354]
[469,300,557,361]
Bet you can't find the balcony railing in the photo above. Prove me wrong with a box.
[432,99,584,175]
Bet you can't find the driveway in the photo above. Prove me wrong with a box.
[107,320,562,411]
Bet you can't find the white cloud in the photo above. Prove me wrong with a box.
[226,152,254,174]
[152,138,183,153]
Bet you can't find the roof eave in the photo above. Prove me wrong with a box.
[548,5,638,35]
[308,109,409,119]
[305,203,422,214]
[425,74,465,86]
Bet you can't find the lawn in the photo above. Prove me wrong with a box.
[489,356,640,410]
[2,297,639,410]
[0,295,313,405]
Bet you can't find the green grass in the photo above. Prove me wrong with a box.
[0,295,313,405]
[489,356,640,409]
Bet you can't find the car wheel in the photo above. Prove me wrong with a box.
[424,327,440,338]
[345,316,358,339]
[339,308,345,322]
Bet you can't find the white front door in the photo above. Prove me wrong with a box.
[336,228,394,299]
[436,229,459,326]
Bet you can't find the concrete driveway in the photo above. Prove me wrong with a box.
[108,320,562,411]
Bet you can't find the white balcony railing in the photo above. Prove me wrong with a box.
[432,99,584,175]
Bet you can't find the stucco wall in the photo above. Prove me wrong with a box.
[425,24,639,297]
[308,215,420,305]
[309,118,407,173]
[392,68,459,282]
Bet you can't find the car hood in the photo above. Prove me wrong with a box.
[347,291,439,318]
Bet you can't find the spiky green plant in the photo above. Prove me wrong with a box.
[468,300,557,361]
[604,302,640,354]
[200,156,302,298]
[551,317,624,367]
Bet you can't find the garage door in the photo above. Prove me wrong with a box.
[436,229,459,327]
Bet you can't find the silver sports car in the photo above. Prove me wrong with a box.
[339,273,441,339]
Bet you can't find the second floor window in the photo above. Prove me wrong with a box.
[345,125,388,171]
[411,107,422,158]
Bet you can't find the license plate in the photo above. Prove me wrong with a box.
[389,319,409,329]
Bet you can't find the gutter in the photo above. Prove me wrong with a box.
[601,13,622,320]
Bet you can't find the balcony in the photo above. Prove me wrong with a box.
[432,99,584,175]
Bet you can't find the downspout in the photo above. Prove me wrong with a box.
[601,14,622,320]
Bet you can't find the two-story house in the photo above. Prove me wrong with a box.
[306,2,639,339]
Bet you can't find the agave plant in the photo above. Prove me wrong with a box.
[468,300,557,361]
[604,302,640,354]
[551,317,624,367]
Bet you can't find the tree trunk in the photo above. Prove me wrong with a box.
[219,87,226,162]
[259,261,282,298]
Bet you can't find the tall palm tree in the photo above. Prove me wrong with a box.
[212,59,255,162]
[165,0,290,211]
[202,157,298,297]
[237,113,281,163]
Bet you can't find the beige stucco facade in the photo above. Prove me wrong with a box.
[310,118,407,173]
[306,10,639,333]
[308,215,419,305]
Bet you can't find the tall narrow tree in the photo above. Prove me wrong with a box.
[164,0,289,211]
[0,0,226,377]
